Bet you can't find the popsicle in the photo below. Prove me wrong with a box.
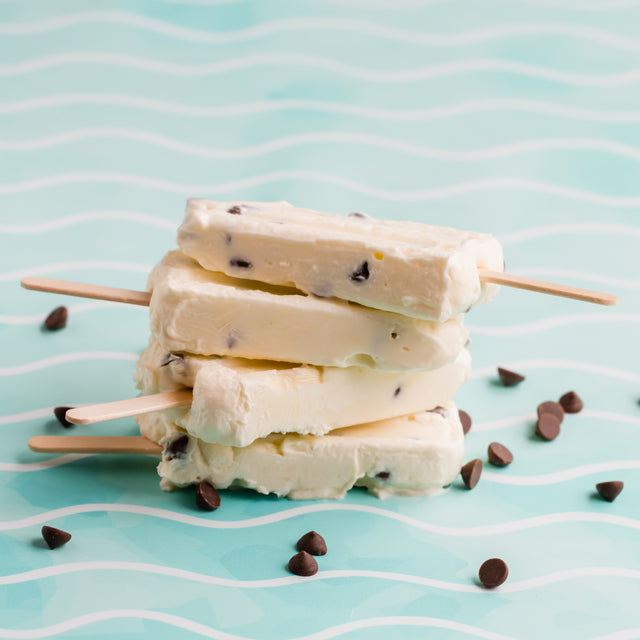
[137,401,465,500]
[177,199,504,321]
[135,336,471,447]
[148,250,469,370]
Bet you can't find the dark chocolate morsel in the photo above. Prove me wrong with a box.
[479,558,508,588]
[461,459,482,489]
[536,414,561,441]
[487,442,513,467]
[393,386,401,397]
[537,401,564,423]
[349,261,370,283]
[497,367,525,387]
[161,353,183,367]
[559,391,583,414]
[227,205,242,214]
[458,410,472,435]
[44,306,68,331]
[596,481,624,502]
[376,471,391,480]
[296,531,327,556]
[224,233,232,245]
[54,406,74,428]
[229,257,253,269]
[165,434,190,460]
[196,481,221,510]
[227,335,237,349]
[42,525,72,549]
[391,332,398,340]
[288,550,318,576]
[430,406,447,417]
[348,212,369,219]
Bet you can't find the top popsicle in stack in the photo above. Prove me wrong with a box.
[133,198,503,498]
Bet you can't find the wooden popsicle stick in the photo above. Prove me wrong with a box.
[478,269,617,306]
[29,435,161,455]
[21,276,151,306]
[66,389,193,425]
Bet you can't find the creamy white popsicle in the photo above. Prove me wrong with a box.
[177,199,503,321]
[135,336,471,447]
[137,401,464,499]
[148,250,469,371]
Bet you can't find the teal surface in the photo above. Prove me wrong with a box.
[1,1,640,638]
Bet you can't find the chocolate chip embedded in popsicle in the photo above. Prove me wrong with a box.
[165,434,189,460]
[461,459,482,489]
[227,206,242,214]
[497,367,525,387]
[229,257,252,269]
[196,480,221,511]
[44,306,67,331]
[487,442,513,467]
[42,525,71,549]
[596,481,624,502]
[296,531,327,556]
[478,558,508,588]
[288,550,318,576]
[349,261,370,283]
[458,410,472,435]
[559,391,583,414]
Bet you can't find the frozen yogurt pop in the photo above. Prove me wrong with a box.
[135,336,471,447]
[137,401,465,500]
[149,250,469,370]
[177,199,504,321]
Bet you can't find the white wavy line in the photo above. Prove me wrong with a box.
[6,129,640,164]
[0,352,138,376]
[3,94,640,123]
[2,504,640,537]
[0,407,56,425]
[0,260,151,281]
[0,455,92,472]
[484,461,640,486]
[0,611,515,640]
[474,409,640,432]
[3,54,640,87]
[518,0,640,9]
[467,313,640,336]
[3,14,640,53]
[0,211,175,233]
[509,267,640,289]
[595,629,640,640]
[0,301,146,325]
[499,222,640,243]
[472,360,640,384]
[3,172,640,207]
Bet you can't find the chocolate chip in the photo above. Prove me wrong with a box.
[42,525,71,549]
[459,410,472,435]
[195,481,221,510]
[165,434,189,460]
[349,261,370,283]
[224,233,232,245]
[596,481,624,502]
[348,212,369,219]
[229,258,252,269]
[296,531,327,556]
[391,332,398,340]
[393,386,401,397]
[559,391,583,414]
[537,401,564,423]
[430,406,447,417]
[497,367,525,387]
[227,205,242,214]
[161,353,183,367]
[487,442,513,467]
[44,306,67,331]
[376,471,390,480]
[536,414,561,441]
[227,335,237,349]
[461,459,482,489]
[288,550,318,576]
[53,406,74,428]
[478,558,508,588]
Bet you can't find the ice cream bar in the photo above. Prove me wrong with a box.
[137,402,464,500]
[135,337,471,447]
[177,199,503,321]
[148,251,469,370]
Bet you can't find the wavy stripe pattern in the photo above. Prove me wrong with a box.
[0,455,92,472]
[508,268,640,289]
[0,261,151,281]
[0,352,138,376]
[0,301,146,325]
[499,223,640,243]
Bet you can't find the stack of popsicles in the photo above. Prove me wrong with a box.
[133,199,504,499]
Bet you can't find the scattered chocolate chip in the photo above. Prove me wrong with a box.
[229,258,252,269]
[196,480,221,510]
[53,406,74,428]
[464,338,472,348]
[430,406,448,417]
[349,261,370,283]
[227,205,242,214]
[42,526,71,549]
[596,481,624,502]
[391,332,398,340]
[461,459,482,489]
[224,233,232,245]
[536,414,561,441]
[227,335,237,349]
[376,471,391,480]
[43,306,67,331]
[497,367,525,387]
[478,558,508,588]
[559,391,583,414]
[537,401,564,423]
[288,550,318,576]
[393,386,401,397]
[458,410,472,435]
[296,531,327,556]
[348,212,369,219]
[488,442,513,467]
[165,434,189,460]
[464,305,472,313]
[161,353,183,367]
